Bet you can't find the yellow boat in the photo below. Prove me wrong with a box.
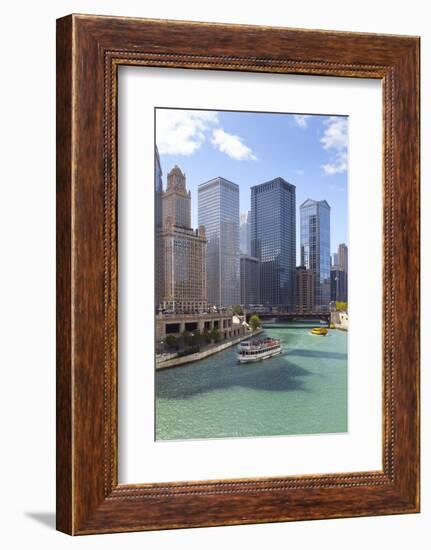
[311,327,328,336]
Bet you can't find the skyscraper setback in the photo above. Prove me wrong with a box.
[251,177,296,310]
[198,177,240,308]
[300,199,331,311]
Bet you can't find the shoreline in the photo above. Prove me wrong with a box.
[156,328,263,369]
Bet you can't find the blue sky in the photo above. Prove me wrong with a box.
[156,108,348,263]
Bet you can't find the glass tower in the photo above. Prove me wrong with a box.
[198,177,240,308]
[239,211,251,255]
[251,177,296,310]
[240,254,260,308]
[300,199,331,311]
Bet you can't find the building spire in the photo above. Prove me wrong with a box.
[167,165,186,192]
[163,165,191,229]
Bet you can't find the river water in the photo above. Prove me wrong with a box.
[155,323,347,440]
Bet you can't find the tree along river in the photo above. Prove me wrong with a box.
[155,323,347,441]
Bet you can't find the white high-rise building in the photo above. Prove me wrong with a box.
[198,177,240,308]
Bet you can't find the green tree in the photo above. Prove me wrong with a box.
[232,304,244,315]
[336,301,348,312]
[191,329,202,347]
[181,330,193,347]
[249,314,261,331]
[210,329,221,343]
[165,334,178,350]
[202,328,211,344]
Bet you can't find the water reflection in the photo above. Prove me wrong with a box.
[155,323,348,440]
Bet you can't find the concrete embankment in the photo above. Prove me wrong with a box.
[156,329,263,370]
[331,311,348,331]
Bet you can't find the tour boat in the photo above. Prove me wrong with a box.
[311,327,328,336]
[237,337,282,363]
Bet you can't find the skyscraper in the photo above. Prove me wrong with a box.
[300,199,331,312]
[161,166,207,313]
[338,243,348,273]
[240,255,260,307]
[331,252,339,268]
[198,177,240,308]
[296,266,315,313]
[330,268,348,303]
[332,243,348,303]
[155,146,164,309]
[239,211,251,255]
[251,177,296,310]
[162,165,191,228]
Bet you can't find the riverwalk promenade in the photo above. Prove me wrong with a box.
[156,328,263,369]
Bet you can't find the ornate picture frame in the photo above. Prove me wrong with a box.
[56,14,420,534]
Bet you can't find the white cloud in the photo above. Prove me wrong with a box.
[156,110,218,155]
[320,116,348,175]
[295,169,305,175]
[322,152,348,175]
[156,109,256,161]
[293,114,311,128]
[211,128,257,161]
[321,116,348,150]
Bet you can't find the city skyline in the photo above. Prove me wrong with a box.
[155,155,348,313]
[156,159,347,262]
[154,111,348,444]
[156,107,348,263]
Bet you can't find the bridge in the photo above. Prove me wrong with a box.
[247,312,331,323]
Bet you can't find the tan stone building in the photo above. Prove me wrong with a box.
[161,166,207,313]
[296,265,315,313]
[163,165,191,228]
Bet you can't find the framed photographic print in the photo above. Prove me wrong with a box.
[56,14,420,535]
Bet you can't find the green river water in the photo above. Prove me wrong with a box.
[155,323,347,440]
